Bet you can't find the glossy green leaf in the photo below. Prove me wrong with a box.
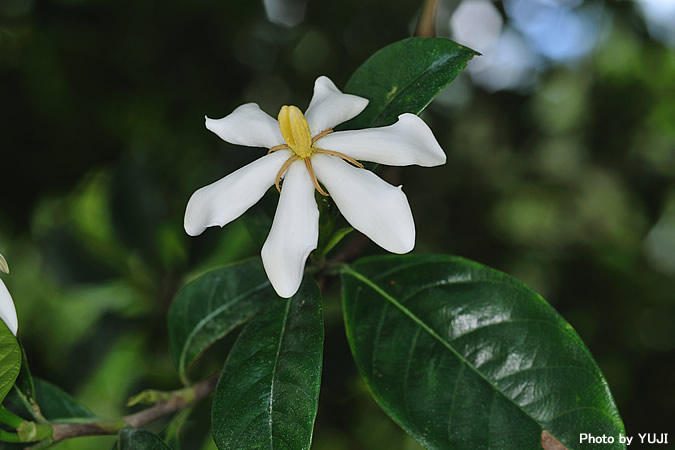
[343,37,478,129]
[0,322,20,404]
[168,259,276,383]
[33,378,94,420]
[113,428,171,450]
[341,254,625,450]
[212,279,323,450]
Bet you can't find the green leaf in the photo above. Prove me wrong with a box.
[33,378,95,420]
[0,379,94,450]
[342,37,478,129]
[7,340,40,421]
[113,428,171,450]
[318,227,354,258]
[341,254,625,450]
[212,279,323,450]
[163,405,194,450]
[0,322,20,404]
[14,342,35,403]
[168,259,276,383]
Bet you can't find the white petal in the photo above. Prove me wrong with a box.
[205,103,284,148]
[184,151,291,236]
[315,113,446,167]
[0,279,18,336]
[261,161,319,298]
[304,76,369,136]
[312,154,415,253]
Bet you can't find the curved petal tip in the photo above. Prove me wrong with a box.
[304,76,369,135]
[204,103,283,149]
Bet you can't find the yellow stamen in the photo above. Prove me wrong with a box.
[311,128,333,145]
[268,143,291,154]
[314,148,364,168]
[304,158,329,196]
[274,155,300,193]
[278,106,313,158]
[272,106,361,198]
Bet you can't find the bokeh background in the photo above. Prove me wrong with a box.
[1,0,674,448]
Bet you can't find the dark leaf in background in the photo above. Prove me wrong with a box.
[33,377,95,420]
[2,375,93,427]
[8,340,36,417]
[240,188,279,248]
[168,259,275,383]
[113,428,171,450]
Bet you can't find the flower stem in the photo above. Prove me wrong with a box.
[17,421,53,442]
[415,0,439,37]
[0,405,25,429]
[51,371,220,442]
[0,429,20,443]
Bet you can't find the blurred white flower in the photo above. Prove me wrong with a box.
[0,252,18,336]
[185,76,446,297]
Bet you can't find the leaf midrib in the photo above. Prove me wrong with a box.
[268,299,293,450]
[354,256,608,377]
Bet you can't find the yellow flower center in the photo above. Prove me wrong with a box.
[268,104,364,197]
[278,105,314,158]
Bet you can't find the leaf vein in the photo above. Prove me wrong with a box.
[179,280,270,376]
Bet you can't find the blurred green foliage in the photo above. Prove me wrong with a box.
[1,0,674,448]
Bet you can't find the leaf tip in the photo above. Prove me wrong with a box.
[541,430,567,450]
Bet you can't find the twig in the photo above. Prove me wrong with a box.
[50,372,220,443]
[415,0,439,37]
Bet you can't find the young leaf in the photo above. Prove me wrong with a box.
[168,259,276,383]
[342,37,478,129]
[113,428,171,450]
[318,227,354,258]
[341,254,625,450]
[0,322,20,404]
[212,280,323,450]
[33,378,94,420]
[163,405,194,450]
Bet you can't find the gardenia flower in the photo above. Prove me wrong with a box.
[0,252,18,335]
[184,76,446,297]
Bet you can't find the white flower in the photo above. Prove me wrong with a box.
[184,76,446,298]
[0,252,18,335]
